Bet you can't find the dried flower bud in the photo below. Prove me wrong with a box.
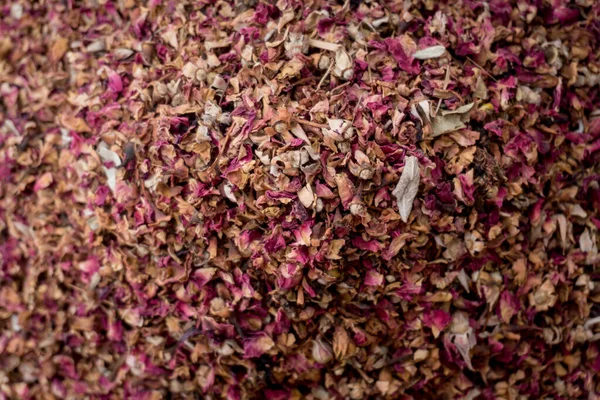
[195,69,207,82]
[333,326,350,360]
[544,45,559,65]
[338,141,351,154]
[182,62,198,79]
[341,68,353,80]
[312,338,333,364]
[349,150,374,180]
[332,50,353,81]
[529,280,557,312]
[343,127,355,140]
[315,198,324,212]
[285,32,309,58]
[575,274,590,287]
[209,297,231,318]
[318,54,331,70]
[542,327,563,345]
[141,42,154,64]
[516,86,542,105]
[357,166,374,180]
[349,198,367,217]
[273,120,288,133]
[571,325,591,343]
[154,82,168,98]
[171,93,185,107]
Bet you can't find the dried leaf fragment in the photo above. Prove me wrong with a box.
[34,172,53,192]
[244,335,275,358]
[392,156,420,223]
[413,45,446,60]
[431,103,474,137]
[579,228,597,255]
[333,326,350,360]
[413,349,429,362]
[447,312,476,370]
[298,185,315,208]
[50,38,69,62]
[332,49,353,80]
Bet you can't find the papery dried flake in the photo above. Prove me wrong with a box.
[392,156,421,223]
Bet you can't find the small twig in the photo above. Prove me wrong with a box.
[109,355,127,380]
[347,358,374,384]
[502,324,544,332]
[351,95,363,125]
[292,118,328,129]
[465,56,498,82]
[289,76,317,89]
[328,81,350,94]
[64,281,87,294]
[308,38,340,52]
[365,45,373,84]
[317,60,334,90]
[383,354,412,367]
[64,281,115,307]
[231,314,247,339]
[360,20,377,33]
[435,64,451,115]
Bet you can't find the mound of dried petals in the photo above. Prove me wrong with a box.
[1,0,600,399]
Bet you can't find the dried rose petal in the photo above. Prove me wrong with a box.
[2,0,599,398]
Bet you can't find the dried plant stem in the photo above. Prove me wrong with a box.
[292,118,328,128]
[317,60,334,90]
[309,38,340,51]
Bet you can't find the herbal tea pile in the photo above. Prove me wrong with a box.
[1,0,600,398]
